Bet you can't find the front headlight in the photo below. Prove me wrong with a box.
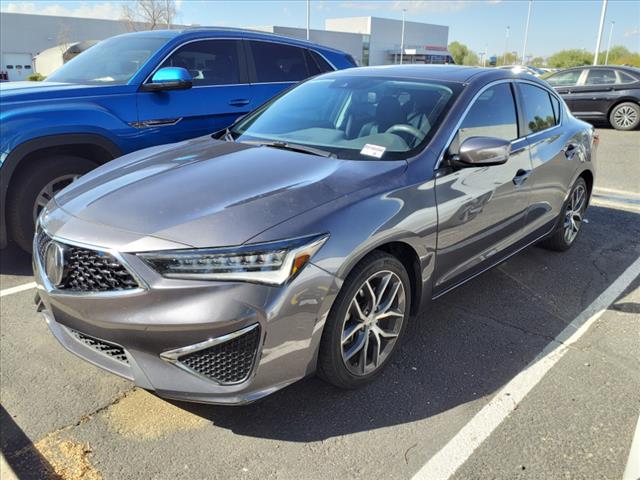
[137,234,328,285]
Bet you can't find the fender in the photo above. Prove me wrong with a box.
[0,133,122,248]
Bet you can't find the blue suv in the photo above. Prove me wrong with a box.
[0,28,356,251]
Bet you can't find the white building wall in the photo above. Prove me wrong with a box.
[325,16,371,35]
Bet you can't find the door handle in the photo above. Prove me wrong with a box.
[229,98,250,106]
[512,169,532,186]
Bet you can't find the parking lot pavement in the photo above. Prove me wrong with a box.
[0,129,638,480]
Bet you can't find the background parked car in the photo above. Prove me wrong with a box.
[497,65,546,77]
[545,65,640,131]
[0,28,356,252]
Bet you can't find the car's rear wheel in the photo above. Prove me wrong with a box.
[8,155,96,252]
[317,251,411,389]
[609,102,640,131]
[539,177,588,252]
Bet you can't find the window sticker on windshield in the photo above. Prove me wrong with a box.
[360,144,386,158]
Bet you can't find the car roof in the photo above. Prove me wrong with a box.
[114,27,346,55]
[327,65,547,86]
[553,65,640,74]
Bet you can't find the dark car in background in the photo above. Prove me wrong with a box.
[0,28,356,252]
[34,66,596,404]
[545,65,640,130]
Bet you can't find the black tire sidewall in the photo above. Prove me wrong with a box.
[8,155,96,252]
[610,102,640,131]
[318,252,412,389]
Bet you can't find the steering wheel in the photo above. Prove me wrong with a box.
[385,124,425,145]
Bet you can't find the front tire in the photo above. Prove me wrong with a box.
[8,155,96,252]
[539,177,588,252]
[609,102,640,131]
[317,251,411,389]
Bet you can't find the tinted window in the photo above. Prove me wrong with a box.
[520,84,556,134]
[249,41,309,82]
[458,83,518,143]
[550,94,561,124]
[161,40,240,86]
[546,69,582,86]
[585,69,617,85]
[309,50,333,73]
[618,71,638,84]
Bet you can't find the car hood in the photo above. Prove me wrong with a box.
[51,136,406,250]
[0,81,132,101]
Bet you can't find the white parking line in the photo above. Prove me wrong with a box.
[412,255,640,480]
[0,282,37,298]
[594,187,640,199]
[623,414,640,480]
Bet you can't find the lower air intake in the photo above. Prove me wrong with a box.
[69,329,129,364]
[177,325,260,385]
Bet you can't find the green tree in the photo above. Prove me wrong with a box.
[497,51,518,66]
[530,56,545,67]
[448,41,479,66]
[547,49,592,68]
[597,45,640,66]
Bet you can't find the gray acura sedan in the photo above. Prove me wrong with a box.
[34,66,596,405]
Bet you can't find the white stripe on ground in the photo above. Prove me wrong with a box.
[591,198,640,214]
[594,187,640,199]
[623,414,640,480]
[413,255,640,480]
[0,282,37,298]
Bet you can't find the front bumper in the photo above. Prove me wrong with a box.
[34,231,340,405]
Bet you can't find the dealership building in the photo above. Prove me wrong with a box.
[0,12,450,81]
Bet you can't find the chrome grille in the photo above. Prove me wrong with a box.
[36,229,138,292]
[178,326,260,384]
[69,329,129,364]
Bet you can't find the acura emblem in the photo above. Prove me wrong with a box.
[44,241,67,287]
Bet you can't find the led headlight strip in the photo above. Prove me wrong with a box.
[137,234,329,285]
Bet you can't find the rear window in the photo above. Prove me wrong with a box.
[585,69,617,85]
[249,41,311,83]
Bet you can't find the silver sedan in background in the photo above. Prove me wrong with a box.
[34,66,596,405]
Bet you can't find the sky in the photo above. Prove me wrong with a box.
[1,0,639,58]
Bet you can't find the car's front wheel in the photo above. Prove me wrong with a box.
[609,102,640,131]
[8,155,96,252]
[317,251,411,389]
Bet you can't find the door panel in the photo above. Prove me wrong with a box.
[135,39,252,149]
[570,68,620,117]
[434,82,533,294]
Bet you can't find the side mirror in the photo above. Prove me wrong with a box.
[451,136,511,167]
[141,67,192,92]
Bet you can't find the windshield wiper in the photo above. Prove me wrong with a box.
[240,140,336,158]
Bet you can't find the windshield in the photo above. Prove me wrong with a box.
[231,75,460,160]
[46,36,167,85]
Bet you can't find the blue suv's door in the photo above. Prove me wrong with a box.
[135,39,252,148]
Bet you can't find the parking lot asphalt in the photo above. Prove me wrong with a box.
[1,128,639,480]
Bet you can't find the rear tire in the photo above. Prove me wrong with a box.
[317,251,411,389]
[8,155,96,253]
[609,102,640,131]
[539,177,588,252]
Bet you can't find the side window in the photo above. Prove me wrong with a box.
[249,41,310,82]
[520,84,556,134]
[308,50,333,74]
[549,94,561,125]
[160,40,241,86]
[585,69,617,85]
[457,83,518,145]
[617,71,638,84]
[546,69,582,87]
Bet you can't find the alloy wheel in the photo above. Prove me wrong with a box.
[340,270,406,376]
[613,105,638,129]
[33,174,80,222]
[563,183,586,245]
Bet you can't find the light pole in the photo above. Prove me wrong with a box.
[521,0,532,65]
[165,0,171,29]
[593,0,608,65]
[400,8,406,65]
[604,20,615,65]
[503,26,510,65]
[306,0,310,41]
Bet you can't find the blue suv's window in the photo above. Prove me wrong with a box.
[161,40,241,86]
[248,41,311,83]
